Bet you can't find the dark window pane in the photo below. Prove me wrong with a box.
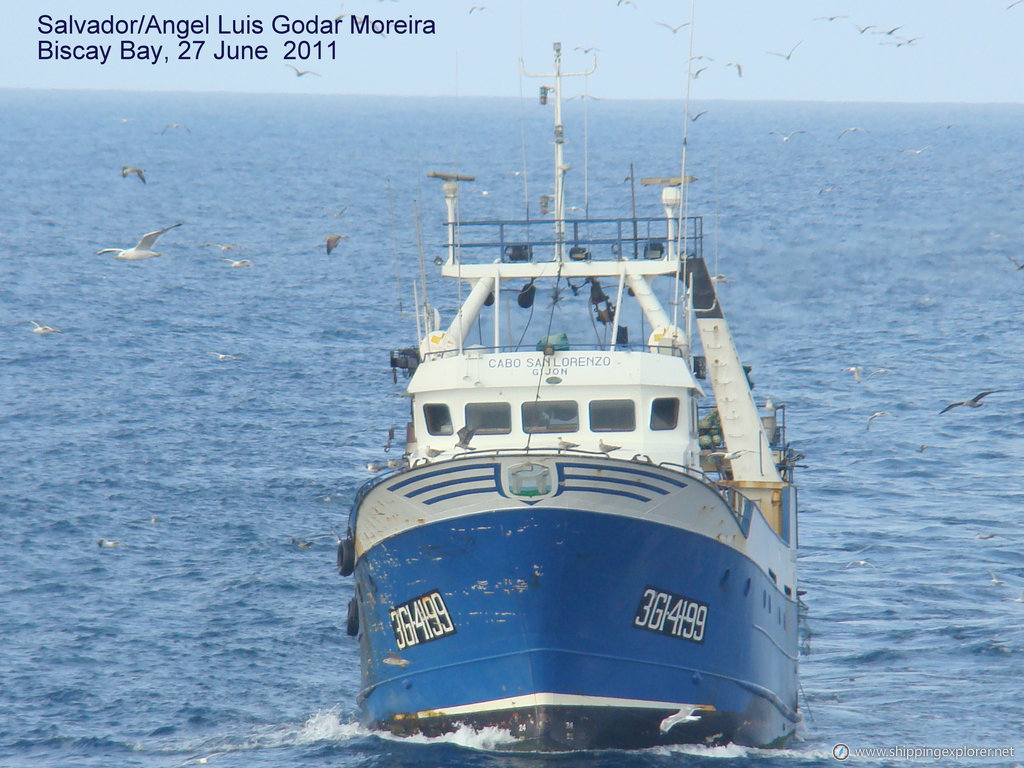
[465,402,511,434]
[423,404,453,435]
[650,397,680,430]
[522,400,579,434]
[589,399,636,432]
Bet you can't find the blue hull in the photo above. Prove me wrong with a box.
[351,503,799,749]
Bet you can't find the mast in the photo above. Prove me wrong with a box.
[522,43,595,263]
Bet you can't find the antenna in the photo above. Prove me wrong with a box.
[521,42,596,263]
[672,0,698,331]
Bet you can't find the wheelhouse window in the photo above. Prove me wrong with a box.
[650,397,680,430]
[423,403,453,435]
[522,400,579,433]
[589,399,636,432]
[465,402,511,434]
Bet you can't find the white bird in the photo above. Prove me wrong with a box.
[558,438,579,450]
[211,352,241,361]
[845,365,863,382]
[424,447,443,458]
[161,123,190,134]
[366,461,386,473]
[201,242,241,252]
[770,130,806,142]
[866,411,889,430]
[1003,590,1024,603]
[121,166,146,184]
[325,234,348,254]
[383,651,411,668]
[30,321,61,334]
[386,458,404,469]
[844,559,876,569]
[598,439,621,454]
[710,449,751,461]
[767,41,802,60]
[96,222,183,260]
[223,258,252,267]
[468,5,486,13]
[1006,255,1024,271]
[838,127,868,139]
[988,570,1005,586]
[97,538,122,547]
[726,61,743,77]
[899,146,929,154]
[866,368,896,380]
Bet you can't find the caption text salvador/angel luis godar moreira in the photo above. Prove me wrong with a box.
[36,14,437,65]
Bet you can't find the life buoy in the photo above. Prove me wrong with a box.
[337,537,355,576]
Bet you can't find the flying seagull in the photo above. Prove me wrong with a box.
[121,166,146,184]
[325,234,348,254]
[866,411,888,430]
[96,222,183,260]
[223,258,252,267]
[30,321,61,334]
[939,390,1003,414]
[657,21,689,33]
[838,127,868,139]
[770,130,806,142]
[286,64,321,77]
[201,242,241,252]
[468,5,486,13]
[767,41,802,60]
[845,365,863,383]
[726,62,743,77]
[1006,255,1024,271]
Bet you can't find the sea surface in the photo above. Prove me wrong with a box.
[1,90,1023,767]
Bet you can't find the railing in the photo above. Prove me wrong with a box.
[417,341,689,363]
[445,215,704,264]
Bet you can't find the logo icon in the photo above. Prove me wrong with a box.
[833,743,850,761]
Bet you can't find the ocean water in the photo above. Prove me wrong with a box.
[1,89,1023,768]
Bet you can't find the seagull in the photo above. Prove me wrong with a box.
[616,0,636,7]
[575,46,600,53]
[854,24,876,34]
[211,353,241,361]
[333,205,349,218]
[1011,0,1024,8]
[939,390,1003,414]
[223,258,252,267]
[770,130,806,142]
[383,651,411,668]
[692,66,708,79]
[286,64,321,77]
[844,559,876,569]
[873,25,903,35]
[814,15,847,21]
[838,127,868,138]
[291,537,312,549]
[865,368,896,380]
[899,146,929,154]
[97,538,121,547]
[468,5,486,12]
[201,242,241,252]
[424,446,443,458]
[988,570,1005,586]
[161,123,190,134]
[767,41,802,60]
[726,62,743,77]
[690,110,709,121]
[325,234,348,254]
[1006,255,1024,271]
[30,321,61,334]
[121,166,146,184]
[1003,590,1024,603]
[96,222,183,260]
[456,426,478,450]
[598,439,621,454]
[657,21,689,33]
[845,365,863,383]
[710,449,751,460]
[866,411,888,430]
[386,458,404,469]
[366,461,386,473]
[558,438,579,450]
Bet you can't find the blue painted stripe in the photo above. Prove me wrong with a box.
[386,462,498,492]
[557,461,689,489]
[560,485,651,502]
[405,473,497,499]
[422,487,507,505]
[561,471,669,496]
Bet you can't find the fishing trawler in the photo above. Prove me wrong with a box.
[338,43,802,750]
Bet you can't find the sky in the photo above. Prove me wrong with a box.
[4,0,1024,103]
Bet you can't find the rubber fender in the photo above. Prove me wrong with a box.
[346,596,360,636]
[337,537,355,576]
